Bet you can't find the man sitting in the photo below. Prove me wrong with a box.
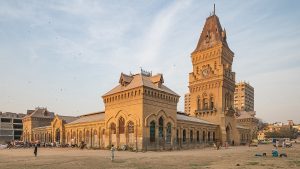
[272,149,278,157]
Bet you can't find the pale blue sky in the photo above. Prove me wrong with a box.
[0,0,299,123]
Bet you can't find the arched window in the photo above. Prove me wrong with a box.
[79,131,83,142]
[159,117,164,139]
[210,97,214,109]
[166,123,171,143]
[190,130,193,143]
[203,131,206,142]
[72,131,76,141]
[67,132,70,143]
[203,98,208,109]
[197,131,200,142]
[86,130,90,144]
[128,121,134,133]
[183,129,186,143]
[55,128,60,143]
[119,117,125,134]
[150,121,155,143]
[176,129,179,143]
[110,123,116,134]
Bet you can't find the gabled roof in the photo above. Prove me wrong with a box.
[24,108,54,119]
[68,111,105,125]
[193,14,228,53]
[176,114,216,125]
[103,73,179,97]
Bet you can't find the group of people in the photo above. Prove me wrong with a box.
[272,140,287,157]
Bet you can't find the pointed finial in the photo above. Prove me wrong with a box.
[213,3,215,15]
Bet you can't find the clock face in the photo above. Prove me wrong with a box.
[202,68,209,77]
[202,68,208,77]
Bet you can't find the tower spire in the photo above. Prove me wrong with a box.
[213,3,216,15]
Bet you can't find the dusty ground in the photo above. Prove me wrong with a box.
[0,144,299,169]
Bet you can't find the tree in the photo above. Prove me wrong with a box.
[264,126,299,139]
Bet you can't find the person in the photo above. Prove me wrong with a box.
[111,144,116,161]
[34,144,38,157]
[272,149,278,157]
[275,140,279,149]
[282,140,286,148]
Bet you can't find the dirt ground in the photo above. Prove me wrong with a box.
[0,144,299,169]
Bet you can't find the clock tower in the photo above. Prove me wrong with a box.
[188,7,239,145]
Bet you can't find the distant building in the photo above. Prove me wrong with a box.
[257,120,300,140]
[184,93,191,114]
[0,111,26,144]
[236,111,259,140]
[234,82,254,112]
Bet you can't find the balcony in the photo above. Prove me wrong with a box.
[195,107,217,116]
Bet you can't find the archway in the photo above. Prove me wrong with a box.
[150,121,155,143]
[158,116,164,145]
[55,128,60,143]
[127,121,134,146]
[226,125,232,144]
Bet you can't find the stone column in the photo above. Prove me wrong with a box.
[171,126,175,149]
[99,127,102,148]
[155,126,159,149]
[125,125,128,145]
[116,126,119,147]
[135,125,138,151]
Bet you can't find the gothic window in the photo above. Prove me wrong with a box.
[203,98,208,109]
[190,130,193,143]
[110,123,116,134]
[197,96,201,110]
[183,129,186,143]
[79,131,83,142]
[197,130,200,142]
[119,117,125,134]
[86,130,90,144]
[128,121,134,134]
[150,121,155,143]
[159,117,164,139]
[55,128,60,143]
[176,129,179,143]
[166,123,171,143]
[210,97,214,109]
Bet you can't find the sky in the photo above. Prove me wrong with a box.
[0,0,299,124]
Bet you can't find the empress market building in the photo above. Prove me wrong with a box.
[22,8,255,150]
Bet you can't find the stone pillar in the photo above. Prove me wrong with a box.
[135,125,138,151]
[125,125,128,145]
[155,126,159,149]
[99,127,102,148]
[116,126,119,147]
[171,126,175,149]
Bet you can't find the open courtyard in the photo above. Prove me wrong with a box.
[0,144,299,169]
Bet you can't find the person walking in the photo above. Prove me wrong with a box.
[111,144,116,161]
[34,144,38,157]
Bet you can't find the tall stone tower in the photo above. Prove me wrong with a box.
[188,7,239,145]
